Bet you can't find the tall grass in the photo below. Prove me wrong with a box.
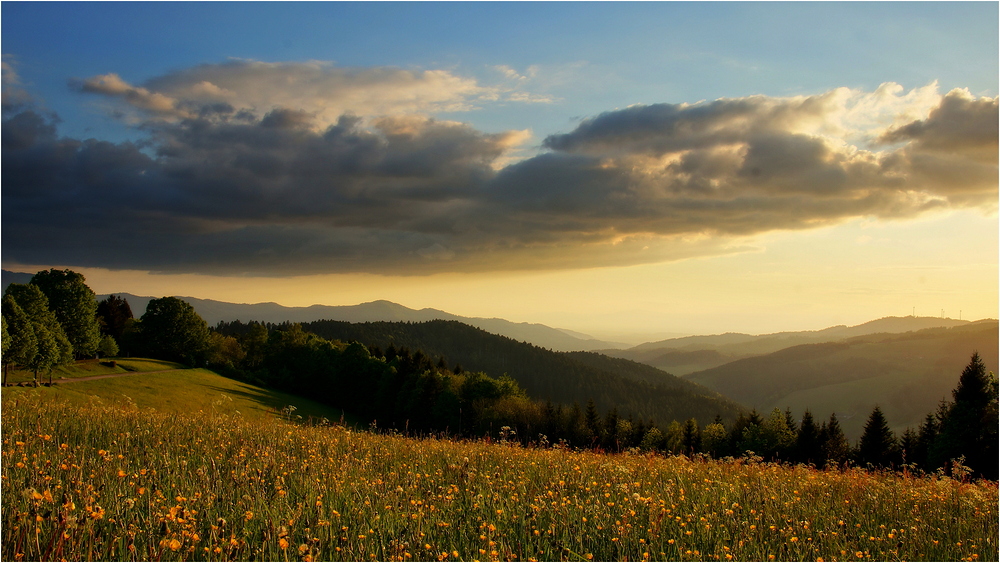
[2,397,995,561]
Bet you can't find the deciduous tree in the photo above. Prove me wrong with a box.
[136,296,210,366]
[30,269,101,358]
[4,284,74,375]
[96,294,133,341]
[2,295,37,385]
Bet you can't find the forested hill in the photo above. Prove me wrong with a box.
[296,319,745,427]
[684,320,999,440]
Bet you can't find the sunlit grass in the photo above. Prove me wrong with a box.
[2,395,995,562]
[0,369,353,424]
[4,358,186,385]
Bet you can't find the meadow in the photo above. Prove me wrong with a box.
[4,358,187,386]
[2,376,996,562]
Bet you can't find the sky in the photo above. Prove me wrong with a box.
[2,2,997,341]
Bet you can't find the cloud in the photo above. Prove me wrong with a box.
[2,56,36,112]
[71,60,543,130]
[3,75,996,276]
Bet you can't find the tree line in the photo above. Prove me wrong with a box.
[656,353,997,480]
[210,319,997,479]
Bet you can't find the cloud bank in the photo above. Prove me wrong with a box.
[3,60,996,275]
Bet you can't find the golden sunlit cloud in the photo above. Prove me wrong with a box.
[3,62,997,279]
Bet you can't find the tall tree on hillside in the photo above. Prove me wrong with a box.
[2,295,37,385]
[929,353,999,479]
[762,407,797,460]
[913,411,940,471]
[821,413,851,468]
[136,297,211,366]
[96,294,133,341]
[584,399,601,443]
[27,322,63,385]
[795,410,822,465]
[857,405,898,469]
[602,407,620,450]
[5,284,74,368]
[784,407,798,434]
[30,269,101,358]
[729,409,765,457]
[899,428,918,467]
[681,418,702,456]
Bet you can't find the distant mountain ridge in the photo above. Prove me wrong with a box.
[2,269,625,352]
[111,294,628,352]
[601,316,977,375]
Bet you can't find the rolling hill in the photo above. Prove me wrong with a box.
[293,319,746,428]
[681,320,999,440]
[601,316,977,375]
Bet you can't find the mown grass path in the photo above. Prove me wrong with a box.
[45,368,190,384]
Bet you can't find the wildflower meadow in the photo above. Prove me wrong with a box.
[2,396,996,562]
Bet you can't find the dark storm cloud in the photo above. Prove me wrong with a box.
[2,71,996,275]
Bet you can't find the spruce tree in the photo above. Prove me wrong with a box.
[899,428,918,468]
[822,413,851,469]
[682,418,701,456]
[857,405,897,469]
[930,353,999,479]
[602,407,620,450]
[913,412,939,472]
[584,399,601,444]
[795,410,822,465]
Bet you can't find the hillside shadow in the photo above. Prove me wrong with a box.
[198,380,351,423]
[199,383,286,416]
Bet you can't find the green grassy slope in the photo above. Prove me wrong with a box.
[1,367,357,425]
[3,358,185,385]
[683,321,999,440]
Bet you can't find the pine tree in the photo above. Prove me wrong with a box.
[930,353,999,479]
[822,413,851,469]
[857,405,897,469]
[682,418,701,456]
[913,412,939,472]
[899,428,918,468]
[584,399,601,444]
[602,407,620,450]
[795,410,822,465]
[784,407,798,434]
